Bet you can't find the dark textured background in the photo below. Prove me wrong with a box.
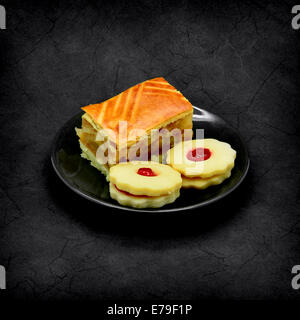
[0,0,300,301]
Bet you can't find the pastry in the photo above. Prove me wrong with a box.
[109,161,182,208]
[167,139,236,189]
[76,77,193,180]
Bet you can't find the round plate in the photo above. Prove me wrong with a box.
[51,106,249,213]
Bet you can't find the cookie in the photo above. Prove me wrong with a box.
[110,183,180,208]
[181,168,232,189]
[109,161,182,196]
[109,161,182,208]
[166,139,236,178]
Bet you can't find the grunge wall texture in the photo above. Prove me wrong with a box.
[0,0,299,300]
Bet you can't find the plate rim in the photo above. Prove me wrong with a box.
[50,106,250,213]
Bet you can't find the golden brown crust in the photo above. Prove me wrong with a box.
[81,77,193,144]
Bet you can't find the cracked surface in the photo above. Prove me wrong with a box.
[0,0,300,300]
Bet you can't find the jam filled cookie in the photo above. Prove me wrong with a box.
[110,183,180,209]
[166,139,236,178]
[166,139,236,190]
[109,161,182,208]
[181,168,232,189]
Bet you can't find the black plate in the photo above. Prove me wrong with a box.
[51,106,249,213]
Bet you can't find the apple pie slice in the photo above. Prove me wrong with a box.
[76,77,193,179]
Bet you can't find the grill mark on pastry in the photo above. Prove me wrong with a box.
[94,104,102,120]
[147,80,171,85]
[125,85,139,121]
[147,79,170,85]
[112,93,122,118]
[144,86,179,94]
[96,101,107,124]
[121,85,134,120]
[145,91,182,97]
[111,81,183,125]
[144,92,171,97]
[130,82,144,122]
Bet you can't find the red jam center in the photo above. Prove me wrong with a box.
[137,167,157,176]
[186,147,211,162]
